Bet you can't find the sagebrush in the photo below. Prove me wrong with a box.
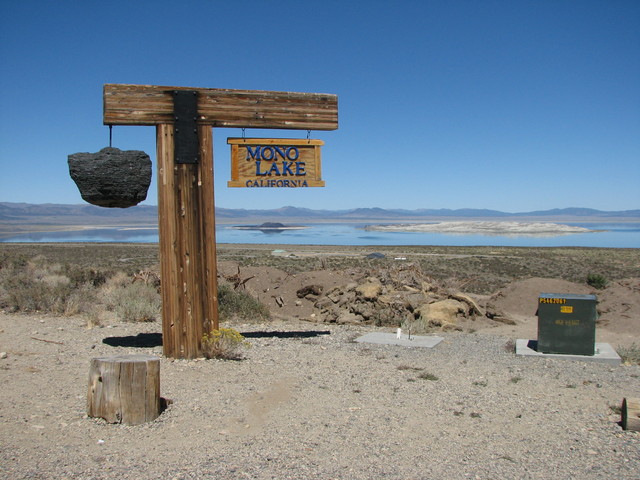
[618,343,640,365]
[0,253,272,325]
[202,328,250,360]
[218,283,271,321]
[0,256,97,315]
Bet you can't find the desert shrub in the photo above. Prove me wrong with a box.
[218,283,270,321]
[0,252,29,269]
[202,328,250,360]
[586,273,607,290]
[401,317,438,335]
[102,280,161,322]
[0,262,97,315]
[58,282,97,316]
[618,343,640,365]
[2,271,59,312]
[63,264,110,287]
[84,304,104,328]
[102,271,131,290]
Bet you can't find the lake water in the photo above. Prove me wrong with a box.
[2,222,639,248]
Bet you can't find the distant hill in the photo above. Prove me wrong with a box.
[0,202,638,233]
[0,203,158,223]
[512,207,640,218]
[216,205,640,221]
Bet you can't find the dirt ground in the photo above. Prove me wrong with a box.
[0,243,639,479]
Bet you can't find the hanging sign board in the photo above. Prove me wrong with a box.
[227,138,325,188]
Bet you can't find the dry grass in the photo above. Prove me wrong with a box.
[0,255,99,315]
[2,244,638,295]
[219,244,640,294]
[0,246,272,325]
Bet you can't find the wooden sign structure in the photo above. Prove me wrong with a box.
[227,138,325,188]
[103,84,338,358]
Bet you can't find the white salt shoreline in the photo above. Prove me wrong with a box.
[364,221,597,237]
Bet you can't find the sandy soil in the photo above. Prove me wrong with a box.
[1,243,639,479]
[1,257,639,479]
[1,310,639,480]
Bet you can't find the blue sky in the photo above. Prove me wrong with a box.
[1,0,638,212]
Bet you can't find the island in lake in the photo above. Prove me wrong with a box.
[228,222,309,233]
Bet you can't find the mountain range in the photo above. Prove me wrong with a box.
[1,202,638,229]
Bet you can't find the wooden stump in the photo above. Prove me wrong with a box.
[622,397,640,432]
[87,355,161,425]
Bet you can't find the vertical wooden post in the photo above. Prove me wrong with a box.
[156,124,218,358]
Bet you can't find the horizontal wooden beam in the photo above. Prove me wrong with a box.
[104,84,338,130]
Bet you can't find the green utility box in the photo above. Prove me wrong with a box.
[537,293,597,356]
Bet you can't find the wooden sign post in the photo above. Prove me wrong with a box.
[103,84,338,358]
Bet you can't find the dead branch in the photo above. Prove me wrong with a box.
[30,336,64,345]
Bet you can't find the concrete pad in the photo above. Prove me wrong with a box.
[355,332,444,348]
[516,339,621,365]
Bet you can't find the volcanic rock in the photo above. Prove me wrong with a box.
[68,147,151,208]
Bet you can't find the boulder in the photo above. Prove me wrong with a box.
[449,292,484,317]
[336,311,364,324]
[417,299,466,327]
[350,301,376,321]
[326,286,343,304]
[356,281,383,300]
[68,147,152,208]
[421,280,438,293]
[402,292,427,312]
[337,290,357,307]
[377,293,397,305]
[314,296,334,310]
[296,285,323,298]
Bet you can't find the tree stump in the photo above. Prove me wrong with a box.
[87,355,161,425]
[622,397,640,432]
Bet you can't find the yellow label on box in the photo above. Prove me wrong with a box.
[555,318,579,326]
[560,306,574,313]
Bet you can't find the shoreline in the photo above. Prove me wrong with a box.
[0,219,620,236]
[0,219,637,247]
[364,221,598,237]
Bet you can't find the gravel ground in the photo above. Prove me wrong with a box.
[1,313,639,480]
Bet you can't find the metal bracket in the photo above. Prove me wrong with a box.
[172,90,199,164]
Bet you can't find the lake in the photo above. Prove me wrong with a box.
[2,222,639,248]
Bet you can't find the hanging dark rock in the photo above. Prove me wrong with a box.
[68,147,152,208]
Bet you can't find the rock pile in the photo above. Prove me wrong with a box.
[295,263,504,331]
